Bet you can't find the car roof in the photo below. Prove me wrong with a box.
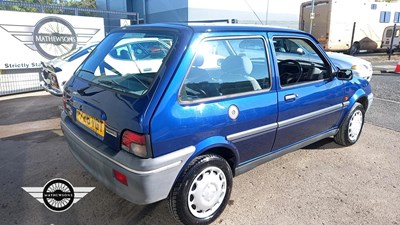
[114,23,307,35]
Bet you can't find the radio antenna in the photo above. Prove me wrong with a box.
[243,0,264,25]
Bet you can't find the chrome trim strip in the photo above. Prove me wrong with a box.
[278,103,343,127]
[227,103,344,141]
[227,123,278,141]
[62,121,195,175]
[342,101,350,107]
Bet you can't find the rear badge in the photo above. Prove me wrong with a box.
[105,125,118,137]
[228,105,239,120]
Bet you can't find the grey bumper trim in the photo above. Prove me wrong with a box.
[61,120,195,175]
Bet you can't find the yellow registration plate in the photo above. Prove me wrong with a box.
[76,110,105,137]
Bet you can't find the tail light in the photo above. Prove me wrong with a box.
[121,130,150,158]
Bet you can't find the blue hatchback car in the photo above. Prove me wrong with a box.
[61,23,373,224]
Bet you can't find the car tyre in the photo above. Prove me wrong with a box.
[168,154,233,225]
[334,102,365,146]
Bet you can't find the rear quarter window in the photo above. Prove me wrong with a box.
[180,37,271,102]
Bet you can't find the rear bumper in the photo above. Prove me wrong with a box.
[61,112,194,204]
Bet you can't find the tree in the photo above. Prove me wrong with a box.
[0,0,96,15]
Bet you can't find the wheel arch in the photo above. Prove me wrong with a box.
[356,95,369,111]
[180,136,240,178]
[200,147,238,176]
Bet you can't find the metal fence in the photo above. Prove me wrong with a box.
[0,68,42,96]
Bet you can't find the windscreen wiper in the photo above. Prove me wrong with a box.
[97,80,127,92]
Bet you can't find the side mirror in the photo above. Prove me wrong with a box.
[336,69,353,80]
[296,48,305,55]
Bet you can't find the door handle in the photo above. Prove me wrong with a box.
[284,94,298,101]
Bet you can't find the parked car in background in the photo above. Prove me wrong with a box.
[40,43,98,96]
[273,38,373,81]
[61,24,373,225]
[326,52,373,82]
[40,38,170,97]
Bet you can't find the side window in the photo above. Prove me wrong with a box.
[273,37,330,87]
[386,29,393,38]
[180,37,270,102]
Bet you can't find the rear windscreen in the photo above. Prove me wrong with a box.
[76,31,176,96]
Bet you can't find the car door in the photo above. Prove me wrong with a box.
[150,35,278,164]
[270,34,345,150]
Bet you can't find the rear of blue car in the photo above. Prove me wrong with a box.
[61,26,196,204]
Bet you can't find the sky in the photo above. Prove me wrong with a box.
[188,0,308,28]
[247,0,307,15]
[190,0,307,27]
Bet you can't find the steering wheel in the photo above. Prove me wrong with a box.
[278,60,303,84]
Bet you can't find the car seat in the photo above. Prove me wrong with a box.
[183,54,220,100]
[219,55,261,95]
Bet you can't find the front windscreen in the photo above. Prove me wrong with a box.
[76,30,176,96]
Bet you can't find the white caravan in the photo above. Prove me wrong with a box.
[300,0,400,53]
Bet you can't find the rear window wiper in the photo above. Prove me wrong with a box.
[97,79,128,92]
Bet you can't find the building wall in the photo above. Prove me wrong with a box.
[96,0,130,32]
[145,0,189,23]
[96,0,298,29]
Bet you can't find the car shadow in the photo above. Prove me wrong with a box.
[126,200,179,225]
[302,137,344,150]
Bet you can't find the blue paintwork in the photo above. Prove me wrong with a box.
[63,23,372,173]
